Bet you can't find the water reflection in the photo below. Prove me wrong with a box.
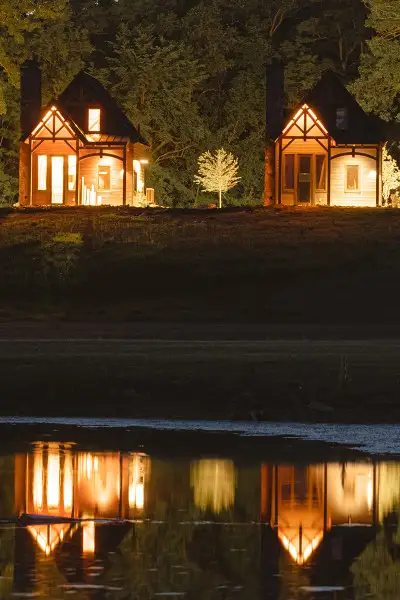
[0,440,398,598]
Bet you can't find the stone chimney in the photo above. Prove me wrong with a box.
[264,59,284,205]
[20,60,42,139]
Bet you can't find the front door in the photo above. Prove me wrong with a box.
[51,157,64,204]
[298,155,312,203]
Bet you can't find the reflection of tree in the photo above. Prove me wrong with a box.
[277,552,310,600]
[190,460,236,514]
[107,520,260,600]
[352,511,400,600]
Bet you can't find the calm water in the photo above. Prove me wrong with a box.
[0,426,398,599]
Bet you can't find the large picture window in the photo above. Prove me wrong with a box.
[88,108,101,132]
[98,165,111,190]
[283,154,295,190]
[37,155,47,190]
[346,165,360,192]
[316,155,327,190]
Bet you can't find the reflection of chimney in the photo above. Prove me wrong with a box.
[264,59,284,205]
[20,60,42,139]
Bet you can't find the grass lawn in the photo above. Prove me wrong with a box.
[2,204,400,421]
[1,204,400,323]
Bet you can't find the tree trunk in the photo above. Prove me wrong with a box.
[264,144,275,206]
[218,189,222,209]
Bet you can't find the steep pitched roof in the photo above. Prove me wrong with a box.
[56,71,148,145]
[300,71,387,144]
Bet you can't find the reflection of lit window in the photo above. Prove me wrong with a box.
[47,452,60,508]
[82,521,95,554]
[346,165,360,192]
[88,108,101,132]
[129,454,148,510]
[38,155,47,190]
[68,155,76,191]
[98,165,111,190]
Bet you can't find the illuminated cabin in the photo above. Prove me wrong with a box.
[19,61,152,207]
[265,69,387,207]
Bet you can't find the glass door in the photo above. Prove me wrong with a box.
[297,155,312,203]
[51,157,64,204]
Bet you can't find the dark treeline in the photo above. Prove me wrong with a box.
[0,0,398,206]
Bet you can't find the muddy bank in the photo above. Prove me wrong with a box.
[2,337,400,423]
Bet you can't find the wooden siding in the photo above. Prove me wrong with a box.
[79,149,124,206]
[330,147,378,207]
[19,143,30,206]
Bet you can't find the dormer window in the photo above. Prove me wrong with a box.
[336,107,348,130]
[88,108,101,132]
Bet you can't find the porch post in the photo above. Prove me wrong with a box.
[327,137,331,207]
[76,142,80,206]
[376,143,381,207]
[278,137,282,205]
[122,146,127,206]
[29,137,33,206]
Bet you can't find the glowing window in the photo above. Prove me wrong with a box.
[98,165,111,190]
[283,154,294,190]
[88,108,101,132]
[37,155,47,190]
[68,155,76,191]
[316,155,327,190]
[346,165,360,192]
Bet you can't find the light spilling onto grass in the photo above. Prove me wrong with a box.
[191,459,236,513]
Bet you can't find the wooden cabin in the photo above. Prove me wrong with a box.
[265,69,387,207]
[19,61,152,207]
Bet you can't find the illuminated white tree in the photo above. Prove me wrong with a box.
[194,148,240,208]
[382,144,400,203]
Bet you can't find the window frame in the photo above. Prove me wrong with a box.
[336,107,348,131]
[345,164,361,193]
[37,155,47,191]
[283,153,295,191]
[315,154,327,191]
[68,155,77,191]
[98,164,111,191]
[88,108,101,133]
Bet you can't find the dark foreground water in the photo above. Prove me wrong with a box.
[0,423,399,599]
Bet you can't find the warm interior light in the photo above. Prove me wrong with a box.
[133,160,144,193]
[64,453,73,510]
[368,169,377,179]
[88,108,101,132]
[51,156,64,204]
[139,159,149,164]
[37,155,47,191]
[278,530,324,565]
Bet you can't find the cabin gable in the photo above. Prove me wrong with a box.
[267,71,386,208]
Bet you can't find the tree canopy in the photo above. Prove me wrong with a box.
[0,0,399,205]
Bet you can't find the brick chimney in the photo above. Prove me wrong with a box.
[20,60,42,139]
[264,59,284,205]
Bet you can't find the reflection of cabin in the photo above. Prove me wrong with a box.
[261,462,377,566]
[14,443,150,556]
[19,61,152,207]
[265,67,387,207]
